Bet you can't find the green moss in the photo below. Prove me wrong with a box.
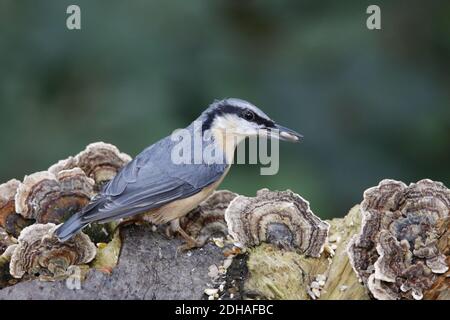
[91,229,122,273]
[84,222,119,244]
[244,243,329,300]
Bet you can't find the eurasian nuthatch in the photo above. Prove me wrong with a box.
[56,98,302,247]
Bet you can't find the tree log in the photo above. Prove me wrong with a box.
[0,206,370,300]
[0,202,447,300]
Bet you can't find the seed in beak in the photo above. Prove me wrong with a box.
[280,131,300,142]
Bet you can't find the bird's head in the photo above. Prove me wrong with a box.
[201,98,303,143]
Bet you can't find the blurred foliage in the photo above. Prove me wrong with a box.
[0,0,448,219]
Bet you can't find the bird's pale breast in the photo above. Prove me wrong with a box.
[141,166,230,224]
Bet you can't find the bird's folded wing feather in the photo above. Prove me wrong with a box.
[79,138,228,224]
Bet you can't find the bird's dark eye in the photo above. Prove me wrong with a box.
[242,110,255,121]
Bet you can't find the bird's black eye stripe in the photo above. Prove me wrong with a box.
[251,112,275,128]
[202,102,275,132]
[258,117,275,128]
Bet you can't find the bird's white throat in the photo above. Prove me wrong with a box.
[209,114,250,164]
[210,127,245,164]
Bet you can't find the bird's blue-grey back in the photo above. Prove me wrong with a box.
[56,114,228,241]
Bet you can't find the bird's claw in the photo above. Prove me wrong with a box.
[165,225,175,239]
[176,238,201,253]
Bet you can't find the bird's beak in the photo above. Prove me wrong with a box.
[272,124,303,142]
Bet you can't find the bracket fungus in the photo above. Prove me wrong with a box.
[225,189,329,257]
[15,169,95,224]
[49,142,132,191]
[0,179,34,237]
[9,223,96,281]
[348,179,450,300]
[181,190,237,247]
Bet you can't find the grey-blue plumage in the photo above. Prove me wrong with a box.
[56,111,228,242]
[55,98,302,242]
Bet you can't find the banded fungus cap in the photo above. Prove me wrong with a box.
[181,190,238,246]
[0,180,20,226]
[0,179,33,237]
[225,189,329,257]
[9,223,96,280]
[49,142,132,191]
[348,179,449,300]
[15,169,94,224]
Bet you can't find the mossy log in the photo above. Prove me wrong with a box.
[0,183,447,300]
[224,205,370,300]
[0,206,370,300]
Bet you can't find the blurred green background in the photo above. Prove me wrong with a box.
[0,0,449,219]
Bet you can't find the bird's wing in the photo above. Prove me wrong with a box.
[79,138,228,224]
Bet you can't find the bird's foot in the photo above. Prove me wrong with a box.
[175,227,201,252]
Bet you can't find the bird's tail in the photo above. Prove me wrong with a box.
[55,195,106,242]
[55,211,89,242]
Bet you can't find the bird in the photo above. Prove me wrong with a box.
[55,98,302,248]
